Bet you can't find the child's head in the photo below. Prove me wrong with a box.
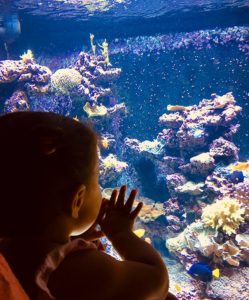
[0,111,102,238]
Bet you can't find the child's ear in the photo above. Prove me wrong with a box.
[71,184,86,219]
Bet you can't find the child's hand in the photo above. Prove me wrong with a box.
[98,186,143,240]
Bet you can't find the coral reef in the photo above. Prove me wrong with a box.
[83,102,108,117]
[121,91,248,300]
[180,153,215,176]
[74,51,121,102]
[124,93,244,228]
[209,137,239,162]
[176,181,205,196]
[207,267,249,300]
[124,138,164,157]
[166,173,187,197]
[135,200,165,223]
[110,26,249,56]
[158,92,241,152]
[166,219,249,268]
[0,59,52,93]
[4,89,30,113]
[0,50,121,116]
[99,154,128,185]
[205,171,235,198]
[50,68,83,95]
[234,180,249,221]
[201,198,245,235]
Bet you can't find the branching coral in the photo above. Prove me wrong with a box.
[166,220,249,267]
[201,198,245,235]
[50,68,83,95]
[20,49,34,64]
[100,154,128,175]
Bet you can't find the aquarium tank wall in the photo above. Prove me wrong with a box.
[0,1,249,299]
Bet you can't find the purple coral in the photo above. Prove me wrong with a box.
[157,93,242,151]
[74,52,121,103]
[209,137,239,162]
[4,90,30,113]
[205,171,235,197]
[157,128,178,148]
[166,173,187,196]
[0,60,52,93]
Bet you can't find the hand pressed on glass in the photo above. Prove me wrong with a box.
[98,185,143,240]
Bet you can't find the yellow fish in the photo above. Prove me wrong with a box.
[145,237,152,244]
[73,116,79,122]
[101,137,109,149]
[174,283,182,292]
[212,268,220,279]
[133,229,145,238]
[230,162,249,172]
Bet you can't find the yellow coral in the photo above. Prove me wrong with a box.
[20,50,34,64]
[201,198,245,235]
[99,39,110,65]
[51,68,82,95]
[101,154,128,172]
[83,102,108,117]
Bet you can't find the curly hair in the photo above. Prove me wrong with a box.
[0,111,97,237]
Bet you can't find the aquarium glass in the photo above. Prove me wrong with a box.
[0,0,249,299]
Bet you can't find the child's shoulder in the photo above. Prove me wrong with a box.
[48,246,168,300]
[48,248,118,300]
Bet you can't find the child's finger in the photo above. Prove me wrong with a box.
[130,202,143,219]
[97,199,109,219]
[109,189,118,208]
[116,185,126,208]
[124,189,137,212]
[98,203,109,223]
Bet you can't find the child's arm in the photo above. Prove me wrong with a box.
[48,186,169,300]
[100,186,168,298]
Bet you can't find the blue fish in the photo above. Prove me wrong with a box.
[226,170,244,183]
[187,262,213,282]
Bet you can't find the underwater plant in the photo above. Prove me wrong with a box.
[20,49,34,64]
[201,197,245,235]
[99,39,110,65]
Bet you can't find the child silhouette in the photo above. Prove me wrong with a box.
[0,112,177,300]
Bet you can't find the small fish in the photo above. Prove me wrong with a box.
[101,137,109,149]
[174,283,182,292]
[133,228,145,238]
[212,268,220,279]
[230,162,249,172]
[73,116,79,122]
[167,105,191,111]
[187,262,220,282]
[144,237,152,244]
[226,170,244,183]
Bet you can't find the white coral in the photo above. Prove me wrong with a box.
[201,197,245,235]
